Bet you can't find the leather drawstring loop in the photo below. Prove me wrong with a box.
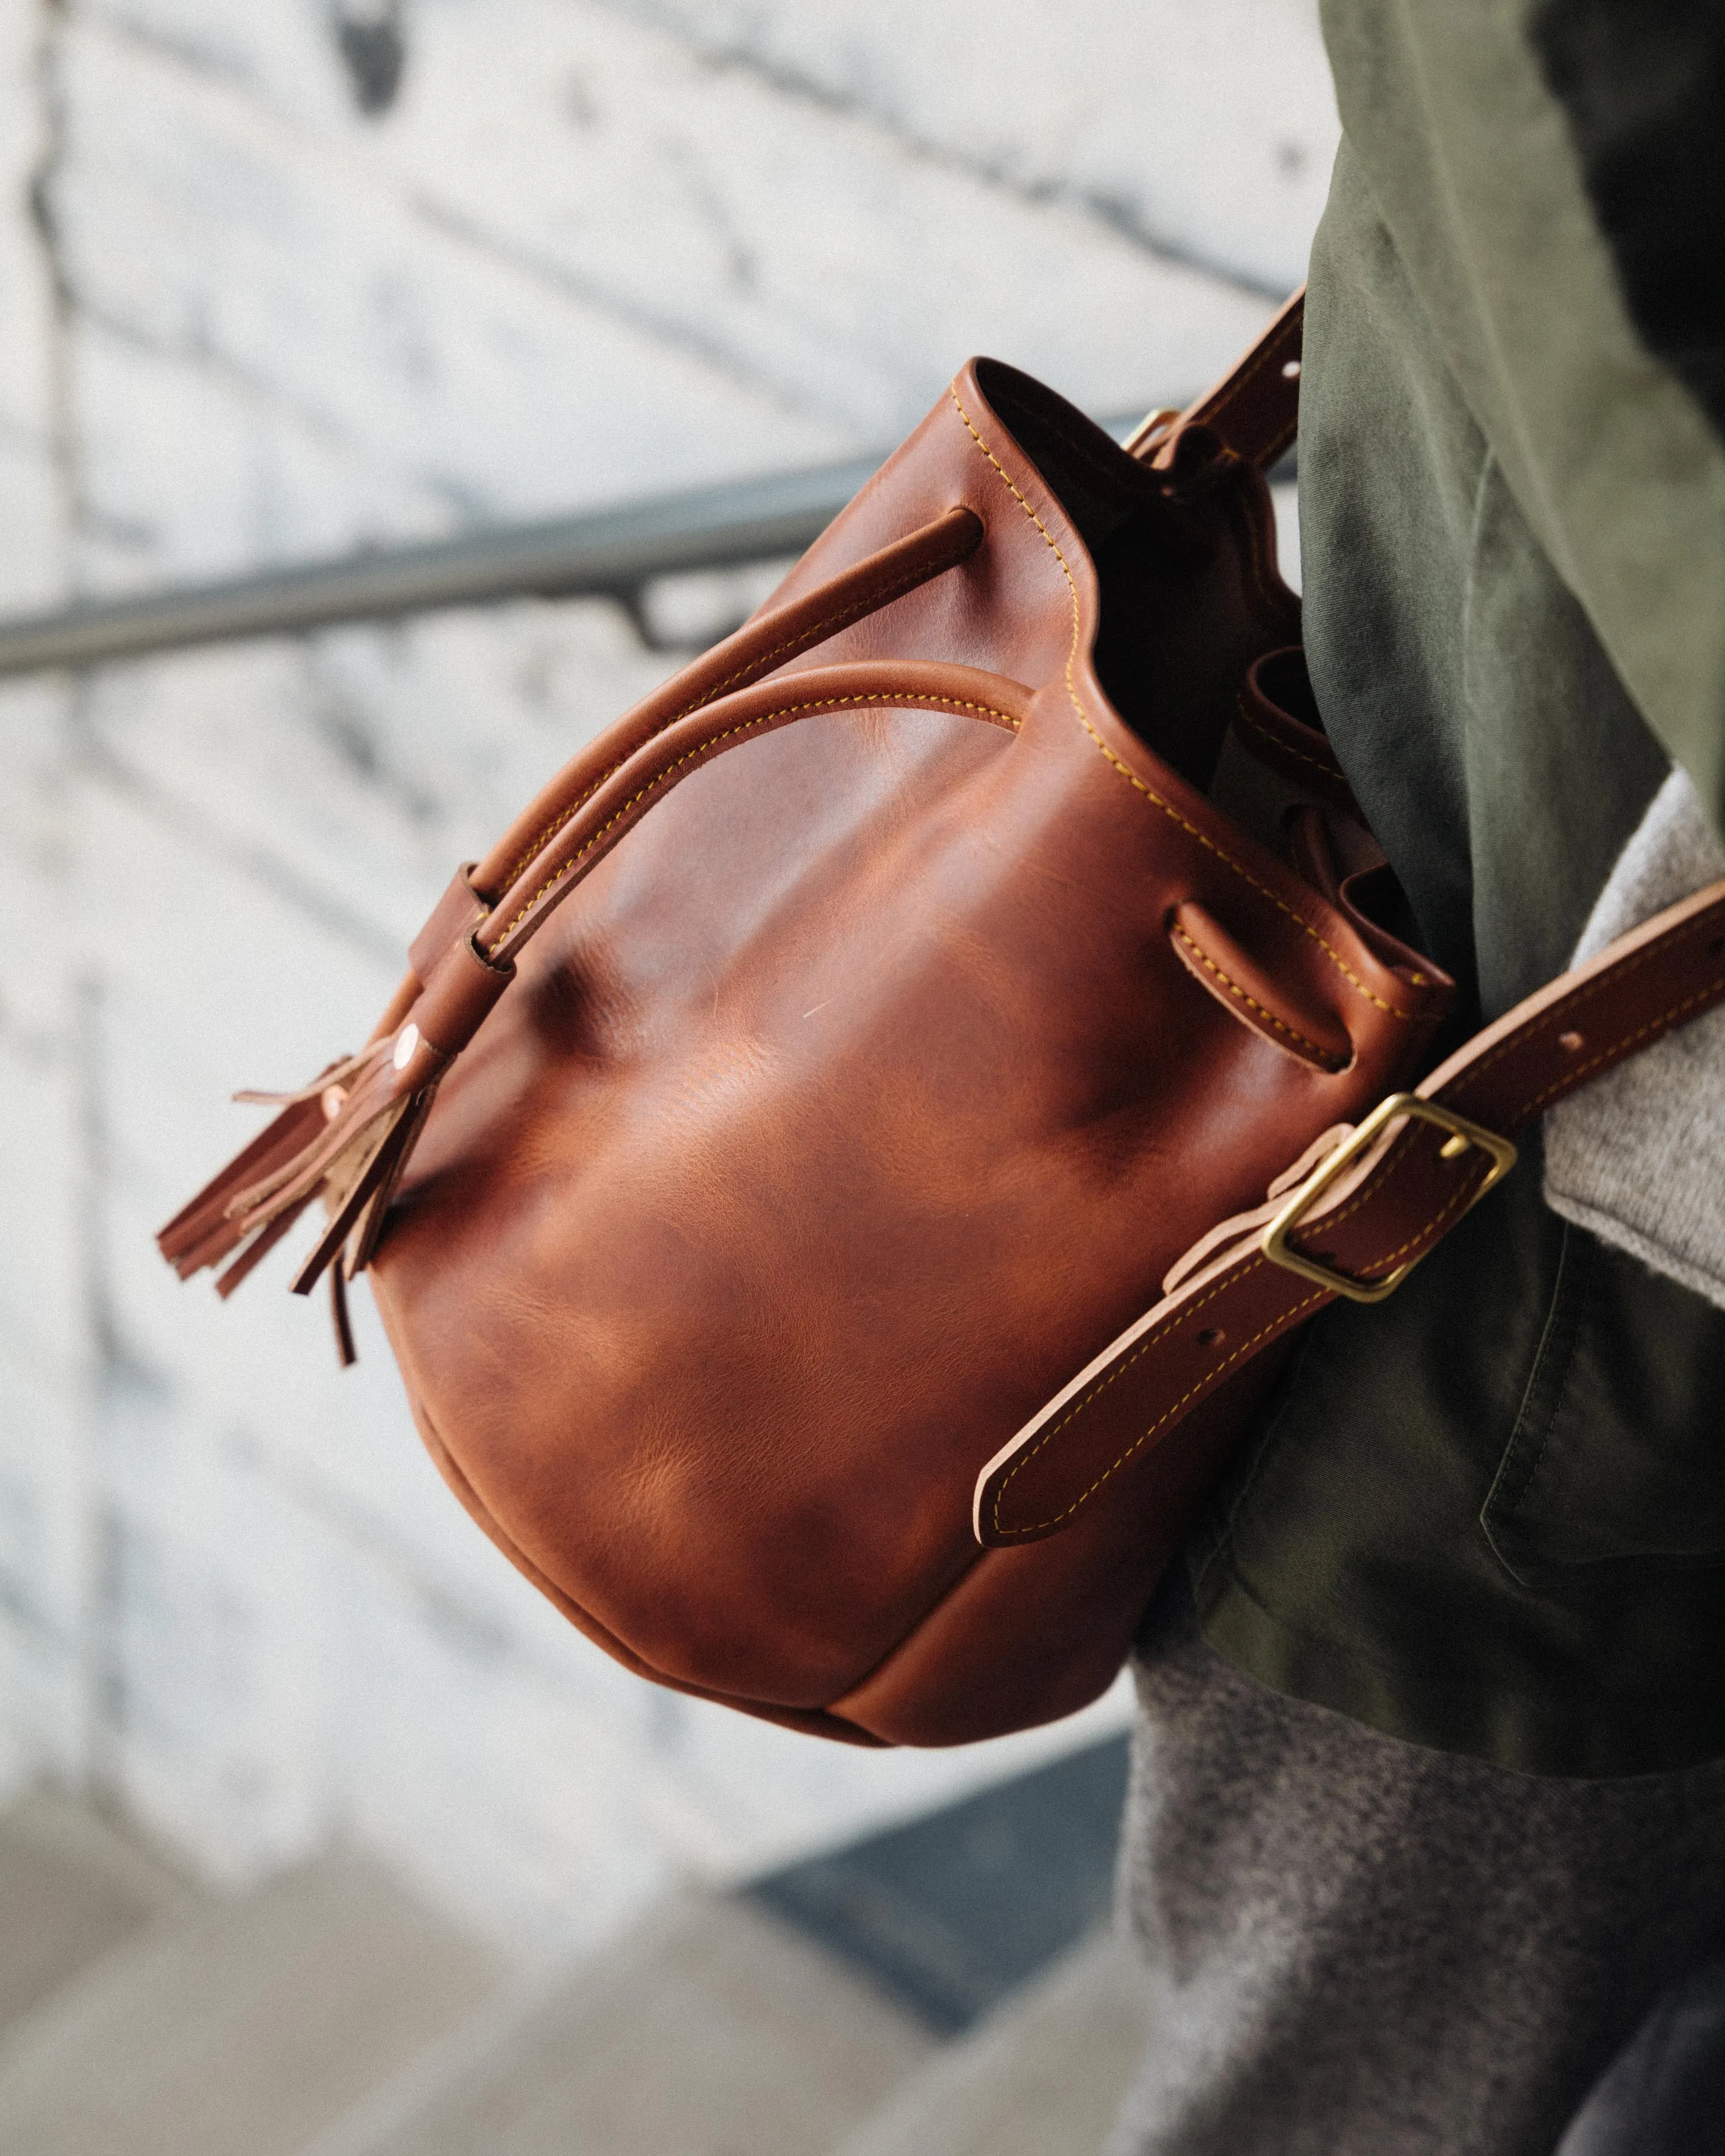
[158,514,1000,1355]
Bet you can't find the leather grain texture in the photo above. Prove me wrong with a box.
[356,336,1449,1742]
[163,297,1725,1744]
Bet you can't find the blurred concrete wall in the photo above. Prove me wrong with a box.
[0,0,1336,1961]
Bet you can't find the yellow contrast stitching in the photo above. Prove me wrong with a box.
[1512,982,1723,1122]
[991,1137,1492,1538]
[1170,923,1341,1067]
[1449,925,1707,1104]
[497,553,962,887]
[947,388,1413,1023]
[1284,1121,1490,1250]
[1233,690,1346,781]
[1199,311,1301,436]
[492,692,1020,951]
[1336,1163,1486,1269]
[991,933,1725,1539]
[989,1264,1327,1535]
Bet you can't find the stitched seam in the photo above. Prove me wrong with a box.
[491,692,1020,950]
[1447,925,1721,1107]
[1259,415,1298,466]
[1294,1126,1492,1248]
[990,1268,1328,1535]
[1512,982,1723,1120]
[947,389,1413,1023]
[1452,948,1663,1089]
[1349,1169,1483,1271]
[991,1123,1493,1536]
[498,552,961,886]
[1233,690,1344,779]
[1200,312,1300,431]
[1171,924,1340,1067]
[991,923,1724,1536]
[993,1269,1260,1516]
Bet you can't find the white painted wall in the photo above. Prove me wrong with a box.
[0,0,1336,1962]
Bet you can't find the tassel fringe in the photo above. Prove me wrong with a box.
[157,1034,444,1355]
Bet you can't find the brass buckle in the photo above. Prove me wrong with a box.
[1122,406,1184,457]
[1260,1092,1518,1305]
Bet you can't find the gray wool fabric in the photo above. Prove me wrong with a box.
[1107,1578,1725,2156]
[1543,767,1725,1312]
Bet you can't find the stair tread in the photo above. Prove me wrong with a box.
[827,1928,1154,2156]
[0,1849,503,2156]
[341,1891,936,2156]
[0,1791,189,2040]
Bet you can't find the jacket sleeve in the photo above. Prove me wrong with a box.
[1318,0,1725,843]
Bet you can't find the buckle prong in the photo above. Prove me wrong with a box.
[1260,1092,1518,1305]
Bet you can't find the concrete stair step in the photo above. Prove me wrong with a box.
[0,1847,504,2156]
[0,1789,189,2040]
[825,1929,1154,2156]
[312,1891,938,2156]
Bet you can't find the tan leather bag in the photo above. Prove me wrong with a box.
[161,295,1725,1747]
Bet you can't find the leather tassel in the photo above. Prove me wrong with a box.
[160,922,510,1361]
[157,1083,343,1280]
[287,1085,437,1297]
[329,1266,357,1369]
[156,1032,446,1317]
[214,1193,319,1298]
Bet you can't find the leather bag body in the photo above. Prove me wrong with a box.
[373,354,1457,1746]
[166,307,1461,1746]
[165,304,1725,1747]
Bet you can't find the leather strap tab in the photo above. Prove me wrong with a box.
[1234,648,1362,822]
[1134,285,1305,472]
[975,875,1725,1546]
[407,865,487,987]
[413,932,514,1060]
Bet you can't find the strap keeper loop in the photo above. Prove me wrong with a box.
[413,931,514,1062]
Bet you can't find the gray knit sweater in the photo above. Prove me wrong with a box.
[1544,768,1725,1310]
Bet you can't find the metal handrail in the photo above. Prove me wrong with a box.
[0,454,886,679]
[0,417,1289,678]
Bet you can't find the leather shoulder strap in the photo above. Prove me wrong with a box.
[974,873,1725,1545]
[1127,285,1305,471]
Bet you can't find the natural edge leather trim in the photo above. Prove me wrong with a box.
[974,878,1725,1544]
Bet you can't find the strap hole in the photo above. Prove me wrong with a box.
[1558,1030,1585,1053]
[1281,359,1301,379]
[1197,1327,1225,1348]
[1709,936,1725,959]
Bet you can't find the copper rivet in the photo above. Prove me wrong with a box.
[392,1022,420,1072]
[1198,1327,1225,1348]
[1439,1133,1471,1161]
[1558,1030,1584,1053]
[320,1085,348,1123]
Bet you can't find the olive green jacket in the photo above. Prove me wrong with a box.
[1185,0,1725,1778]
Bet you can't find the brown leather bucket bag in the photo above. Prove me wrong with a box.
[161,295,1725,1747]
